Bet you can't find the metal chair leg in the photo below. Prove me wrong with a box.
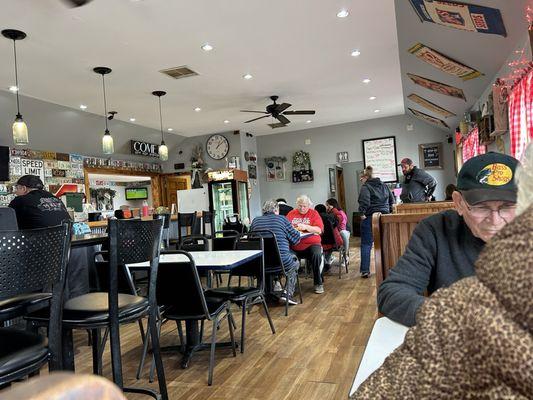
[227,309,237,357]
[148,310,168,400]
[208,318,218,386]
[240,298,248,353]
[136,322,151,380]
[176,320,185,353]
[91,328,102,375]
[261,296,276,334]
[109,322,124,389]
[149,318,163,383]
[296,275,303,304]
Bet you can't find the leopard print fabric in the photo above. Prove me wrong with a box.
[351,206,533,399]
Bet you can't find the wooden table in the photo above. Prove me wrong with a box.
[71,233,108,248]
[349,317,409,397]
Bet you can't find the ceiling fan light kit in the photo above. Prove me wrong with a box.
[241,95,316,129]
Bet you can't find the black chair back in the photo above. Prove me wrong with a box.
[156,250,211,318]
[200,211,214,238]
[230,236,265,291]
[248,230,284,274]
[0,207,18,230]
[212,230,239,251]
[0,223,71,369]
[179,234,209,252]
[222,214,246,234]
[153,213,170,229]
[319,213,341,247]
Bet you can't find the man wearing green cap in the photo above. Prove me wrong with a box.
[378,152,519,327]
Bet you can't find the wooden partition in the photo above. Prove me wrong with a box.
[394,201,454,214]
[372,212,434,290]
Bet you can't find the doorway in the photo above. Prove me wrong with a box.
[161,174,191,210]
[336,167,346,211]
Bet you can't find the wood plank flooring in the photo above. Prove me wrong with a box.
[69,239,378,399]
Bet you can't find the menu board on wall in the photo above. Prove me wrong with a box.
[418,142,443,169]
[362,136,398,183]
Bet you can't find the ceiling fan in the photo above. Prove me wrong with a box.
[241,95,316,129]
[61,0,93,7]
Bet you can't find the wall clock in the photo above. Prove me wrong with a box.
[206,134,230,160]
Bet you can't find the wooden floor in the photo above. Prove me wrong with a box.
[70,239,378,400]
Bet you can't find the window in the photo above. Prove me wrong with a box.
[509,69,533,161]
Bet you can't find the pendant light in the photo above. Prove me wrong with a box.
[2,29,29,146]
[93,67,114,154]
[152,91,168,161]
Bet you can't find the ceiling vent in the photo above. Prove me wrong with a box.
[160,66,199,80]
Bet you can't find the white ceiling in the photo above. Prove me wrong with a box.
[0,0,404,137]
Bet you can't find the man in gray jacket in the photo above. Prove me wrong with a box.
[399,158,437,203]
[378,152,519,326]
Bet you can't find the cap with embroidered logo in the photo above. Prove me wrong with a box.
[457,152,518,205]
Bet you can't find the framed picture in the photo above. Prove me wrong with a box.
[418,143,444,170]
[407,73,466,101]
[247,164,257,180]
[362,136,398,183]
[329,168,336,194]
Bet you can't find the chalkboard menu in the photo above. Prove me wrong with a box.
[362,136,398,183]
[419,142,443,170]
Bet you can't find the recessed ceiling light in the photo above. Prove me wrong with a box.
[167,128,173,132]
[351,50,361,57]
[374,109,380,113]
[194,107,201,112]
[369,96,376,100]
[337,9,349,18]
[201,43,213,52]
[224,120,230,124]
[243,73,253,80]
[79,104,87,110]
[9,86,18,92]
[306,120,312,124]
[363,78,371,84]
[129,118,136,122]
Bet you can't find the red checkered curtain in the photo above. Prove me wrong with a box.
[462,127,486,163]
[509,69,533,161]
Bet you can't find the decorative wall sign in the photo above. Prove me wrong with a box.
[292,169,314,183]
[407,94,456,118]
[408,43,482,80]
[292,150,313,183]
[418,142,444,170]
[362,136,398,183]
[265,156,287,182]
[407,73,466,101]
[247,164,257,180]
[130,140,160,158]
[409,108,450,129]
[21,158,45,182]
[336,151,349,164]
[408,0,507,37]
[52,169,67,177]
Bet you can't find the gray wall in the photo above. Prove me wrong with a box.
[341,161,364,222]
[257,114,456,206]
[0,91,185,160]
[239,133,261,218]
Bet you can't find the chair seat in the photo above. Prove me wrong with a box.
[0,328,49,377]
[205,287,262,301]
[27,292,148,326]
[164,297,228,320]
[0,293,52,322]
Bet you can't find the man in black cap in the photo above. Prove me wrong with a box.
[379,152,519,327]
[9,174,71,229]
[399,158,437,203]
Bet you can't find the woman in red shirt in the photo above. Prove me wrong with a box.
[286,195,325,294]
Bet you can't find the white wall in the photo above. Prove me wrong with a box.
[239,133,261,218]
[257,114,455,206]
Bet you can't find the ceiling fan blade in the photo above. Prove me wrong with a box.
[276,114,291,125]
[275,103,292,113]
[283,110,316,115]
[61,0,92,7]
[268,122,287,129]
[240,110,269,114]
[244,115,270,123]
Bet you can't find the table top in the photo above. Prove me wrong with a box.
[127,250,262,271]
[71,233,108,248]
[349,317,409,397]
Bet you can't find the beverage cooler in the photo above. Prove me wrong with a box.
[207,169,250,232]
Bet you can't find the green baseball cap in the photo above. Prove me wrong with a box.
[457,152,518,205]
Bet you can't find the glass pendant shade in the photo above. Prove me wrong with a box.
[159,141,168,161]
[102,130,114,154]
[13,114,28,145]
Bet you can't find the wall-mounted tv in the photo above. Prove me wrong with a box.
[125,187,148,200]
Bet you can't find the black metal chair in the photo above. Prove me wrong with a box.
[212,230,240,287]
[156,250,237,386]
[177,212,201,244]
[153,213,171,249]
[179,234,209,252]
[0,207,18,231]
[200,210,214,239]
[320,214,349,279]
[205,234,275,353]
[27,219,168,400]
[0,223,71,386]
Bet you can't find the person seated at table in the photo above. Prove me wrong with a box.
[314,204,342,273]
[351,145,533,399]
[250,199,301,305]
[326,198,350,266]
[286,195,325,294]
[276,198,293,216]
[445,183,457,201]
[378,153,519,327]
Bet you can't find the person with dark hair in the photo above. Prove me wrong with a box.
[399,158,437,203]
[314,204,342,273]
[358,166,394,278]
[276,198,293,216]
[445,183,457,201]
[325,198,350,266]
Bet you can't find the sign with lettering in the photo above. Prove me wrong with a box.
[418,143,443,170]
[362,136,398,183]
[130,140,160,158]
[21,159,45,182]
[52,169,67,177]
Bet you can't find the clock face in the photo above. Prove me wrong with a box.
[206,134,230,160]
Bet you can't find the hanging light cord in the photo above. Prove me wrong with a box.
[101,74,109,132]
[158,95,164,141]
[12,39,21,116]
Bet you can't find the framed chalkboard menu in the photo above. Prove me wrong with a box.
[418,142,443,170]
[362,136,398,183]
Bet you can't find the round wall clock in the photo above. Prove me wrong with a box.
[206,134,230,160]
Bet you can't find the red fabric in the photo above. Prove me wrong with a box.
[329,208,347,231]
[286,208,323,251]
[462,127,486,163]
[509,69,533,161]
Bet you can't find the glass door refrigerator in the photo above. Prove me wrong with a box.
[207,169,250,232]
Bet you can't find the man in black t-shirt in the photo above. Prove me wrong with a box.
[9,175,71,229]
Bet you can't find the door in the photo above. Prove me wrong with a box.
[209,180,235,231]
[236,181,250,223]
[162,175,191,208]
[336,167,346,211]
